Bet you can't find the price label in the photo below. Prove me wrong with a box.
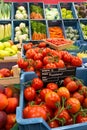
[41,67,76,83]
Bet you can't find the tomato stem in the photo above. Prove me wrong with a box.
[61,97,66,108]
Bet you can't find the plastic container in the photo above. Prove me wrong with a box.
[29,2,45,19]
[44,4,61,20]
[0,20,12,42]
[74,2,87,19]
[12,20,30,42]
[63,19,83,41]
[13,2,29,20]
[79,19,87,40]
[47,20,65,38]
[60,2,77,19]
[16,71,87,130]
[0,2,12,20]
[22,40,44,57]
[30,20,48,40]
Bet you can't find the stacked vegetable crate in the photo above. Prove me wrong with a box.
[0,1,87,130]
[0,2,87,43]
[15,2,87,130]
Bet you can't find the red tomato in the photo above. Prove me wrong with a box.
[24,86,36,101]
[34,60,43,69]
[66,117,73,125]
[63,76,73,86]
[23,105,32,118]
[17,58,29,69]
[76,115,87,123]
[66,81,78,92]
[72,92,84,104]
[83,98,87,108]
[46,83,58,91]
[63,53,72,63]
[31,78,43,90]
[43,56,53,65]
[57,87,70,99]
[24,105,47,120]
[71,56,82,67]
[48,120,59,128]
[41,103,53,119]
[40,88,52,101]
[75,80,83,90]
[23,43,33,51]
[33,47,40,53]
[66,97,81,114]
[28,59,34,66]
[59,51,68,59]
[24,66,34,72]
[55,109,70,124]
[45,91,60,109]
[79,86,87,98]
[45,63,57,69]
[42,48,51,57]
[26,49,36,59]
[35,94,42,105]
[38,42,46,48]
[55,60,65,68]
[34,53,43,60]
[35,70,41,78]
[49,50,61,58]
[4,87,13,98]
[0,68,11,77]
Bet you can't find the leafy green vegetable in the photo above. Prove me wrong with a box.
[31,21,46,34]
[0,0,11,19]
[30,5,43,15]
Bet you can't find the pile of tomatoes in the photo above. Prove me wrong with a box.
[23,76,87,128]
[17,42,82,74]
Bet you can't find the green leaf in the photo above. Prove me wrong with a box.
[10,123,19,130]
[14,84,20,90]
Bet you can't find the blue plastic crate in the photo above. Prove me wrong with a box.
[44,4,61,20]
[29,2,45,19]
[16,71,87,130]
[0,20,12,42]
[60,2,77,19]
[63,20,83,41]
[74,2,87,19]
[47,20,65,38]
[13,2,29,20]
[12,20,30,42]
[79,19,87,41]
[30,20,48,41]
[22,40,44,57]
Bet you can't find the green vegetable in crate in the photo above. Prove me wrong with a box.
[30,4,43,19]
[31,21,46,40]
[80,23,87,40]
[65,26,79,41]
[65,45,79,51]
[14,22,29,42]
[61,8,73,19]
[0,0,11,19]
[15,6,28,19]
[0,23,11,42]
[45,7,60,20]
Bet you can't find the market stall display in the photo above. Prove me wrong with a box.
[0,1,87,130]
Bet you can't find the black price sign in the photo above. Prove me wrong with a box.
[41,67,76,83]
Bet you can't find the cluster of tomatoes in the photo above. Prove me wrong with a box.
[23,76,87,128]
[17,42,82,74]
